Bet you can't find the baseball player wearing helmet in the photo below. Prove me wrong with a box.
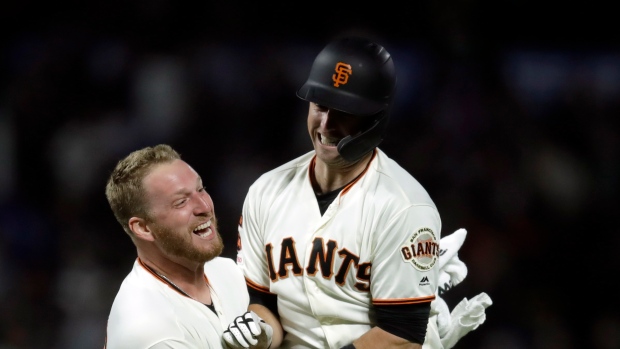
[224,37,443,349]
[103,144,250,348]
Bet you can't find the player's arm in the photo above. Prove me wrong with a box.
[348,302,431,349]
[347,205,440,349]
[223,287,284,349]
[228,189,284,348]
[247,284,284,348]
[248,303,284,348]
[352,327,422,349]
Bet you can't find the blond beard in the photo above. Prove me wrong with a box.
[151,219,224,264]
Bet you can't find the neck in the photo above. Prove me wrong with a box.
[312,150,373,194]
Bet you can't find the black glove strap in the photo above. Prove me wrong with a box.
[340,345,356,349]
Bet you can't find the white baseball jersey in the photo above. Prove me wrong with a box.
[236,148,442,348]
[105,257,249,349]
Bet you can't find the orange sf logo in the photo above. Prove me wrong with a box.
[332,62,352,87]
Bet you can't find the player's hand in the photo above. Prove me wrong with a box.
[223,311,273,349]
[440,292,493,349]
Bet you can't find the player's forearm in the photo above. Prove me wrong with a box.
[248,303,284,348]
[352,327,422,349]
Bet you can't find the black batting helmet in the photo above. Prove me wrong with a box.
[296,36,397,162]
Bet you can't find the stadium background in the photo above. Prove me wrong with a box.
[0,2,618,348]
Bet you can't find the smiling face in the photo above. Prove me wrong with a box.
[307,102,367,167]
[142,159,223,264]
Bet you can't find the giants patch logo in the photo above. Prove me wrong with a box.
[332,62,352,87]
[400,227,439,271]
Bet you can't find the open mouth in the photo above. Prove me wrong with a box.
[320,134,341,146]
[193,221,212,239]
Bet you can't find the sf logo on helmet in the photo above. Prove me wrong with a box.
[332,62,352,87]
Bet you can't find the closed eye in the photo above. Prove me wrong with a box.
[174,197,189,207]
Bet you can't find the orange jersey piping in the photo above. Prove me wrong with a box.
[373,294,436,306]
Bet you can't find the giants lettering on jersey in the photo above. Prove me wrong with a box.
[400,227,439,271]
[265,237,372,292]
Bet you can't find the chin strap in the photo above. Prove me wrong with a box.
[337,111,389,162]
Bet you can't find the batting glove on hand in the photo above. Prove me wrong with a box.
[223,311,273,349]
[440,292,493,349]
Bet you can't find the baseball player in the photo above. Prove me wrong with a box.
[224,37,442,349]
[104,144,252,348]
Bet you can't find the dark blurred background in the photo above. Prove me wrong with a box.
[1,1,619,348]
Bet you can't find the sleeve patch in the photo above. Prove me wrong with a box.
[400,227,439,271]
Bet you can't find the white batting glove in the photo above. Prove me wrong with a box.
[437,255,468,295]
[430,295,451,338]
[437,229,467,270]
[223,311,273,349]
[440,292,493,349]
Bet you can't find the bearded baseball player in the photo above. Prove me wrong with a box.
[104,144,253,348]
[223,37,443,349]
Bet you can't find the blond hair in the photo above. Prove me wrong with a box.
[105,144,181,236]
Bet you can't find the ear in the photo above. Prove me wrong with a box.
[129,217,155,242]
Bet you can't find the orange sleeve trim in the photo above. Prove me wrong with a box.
[372,294,436,305]
[245,277,273,294]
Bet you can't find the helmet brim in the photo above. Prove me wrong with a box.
[296,82,386,117]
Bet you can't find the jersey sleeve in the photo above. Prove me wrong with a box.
[370,204,441,304]
[236,185,272,294]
